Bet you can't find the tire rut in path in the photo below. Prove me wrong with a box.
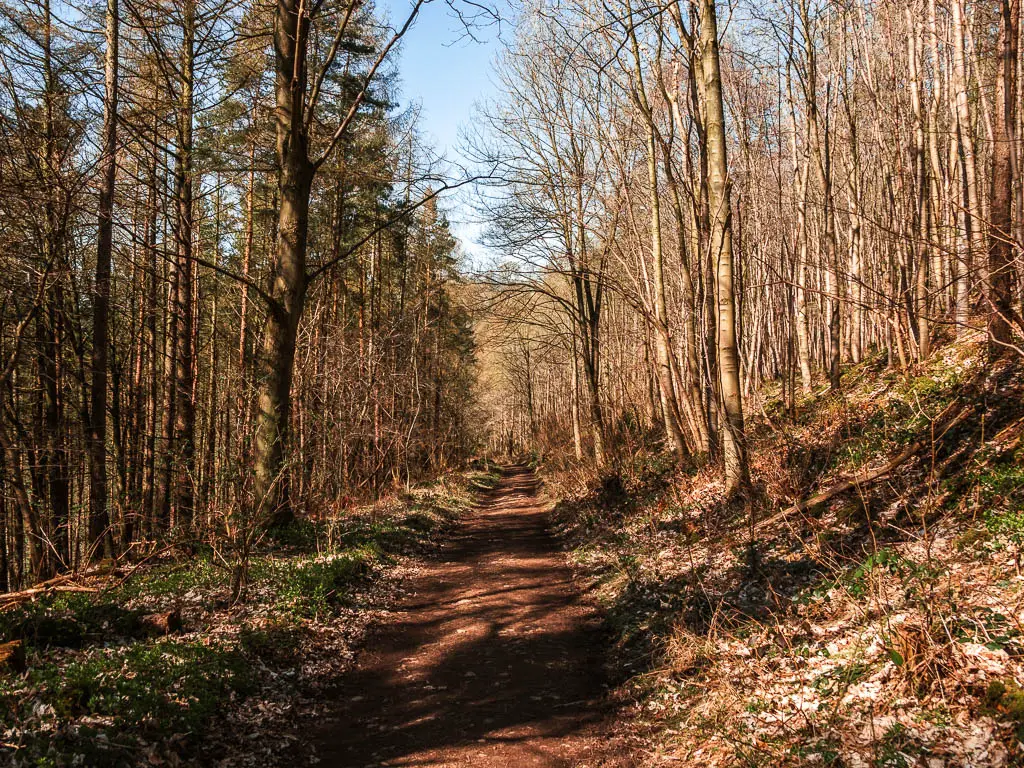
[311,464,632,767]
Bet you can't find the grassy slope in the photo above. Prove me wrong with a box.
[0,463,501,768]
[547,340,1024,767]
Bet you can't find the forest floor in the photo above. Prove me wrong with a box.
[545,337,1024,767]
[0,464,505,767]
[309,464,634,767]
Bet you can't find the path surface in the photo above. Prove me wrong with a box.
[311,465,632,767]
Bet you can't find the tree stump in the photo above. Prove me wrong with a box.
[140,609,183,636]
[0,640,26,674]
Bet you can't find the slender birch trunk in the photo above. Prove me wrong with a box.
[698,0,748,495]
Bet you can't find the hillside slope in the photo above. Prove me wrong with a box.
[547,340,1024,767]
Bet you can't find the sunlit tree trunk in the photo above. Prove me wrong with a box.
[698,0,747,495]
[951,0,983,332]
[907,7,930,360]
[989,0,1020,351]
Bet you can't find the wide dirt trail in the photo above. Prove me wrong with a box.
[311,465,631,767]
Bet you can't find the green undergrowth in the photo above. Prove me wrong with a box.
[547,344,1024,766]
[0,461,501,767]
[3,639,254,766]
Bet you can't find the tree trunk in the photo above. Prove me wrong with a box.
[142,137,159,540]
[952,0,984,333]
[626,13,688,458]
[88,0,118,560]
[907,7,930,360]
[252,0,317,526]
[570,336,583,460]
[989,0,1020,351]
[172,2,196,532]
[699,0,748,496]
[156,242,178,530]
[255,156,312,526]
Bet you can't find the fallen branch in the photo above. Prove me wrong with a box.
[988,415,1024,455]
[756,402,972,533]
[0,565,117,611]
[0,585,100,611]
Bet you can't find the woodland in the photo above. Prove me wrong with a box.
[1,0,1024,762]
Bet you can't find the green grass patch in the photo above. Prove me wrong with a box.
[0,592,146,649]
[250,548,377,619]
[112,557,227,601]
[0,639,254,766]
[982,461,1024,556]
[874,722,923,767]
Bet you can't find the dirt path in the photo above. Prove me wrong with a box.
[310,465,632,767]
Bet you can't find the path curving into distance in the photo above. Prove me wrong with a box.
[311,465,634,767]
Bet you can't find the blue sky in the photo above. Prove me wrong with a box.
[383,0,510,265]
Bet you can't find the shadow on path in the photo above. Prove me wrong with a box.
[310,465,632,767]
